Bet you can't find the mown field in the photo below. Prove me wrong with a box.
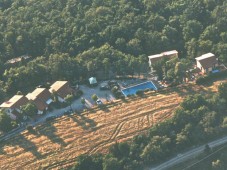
[0,83,220,169]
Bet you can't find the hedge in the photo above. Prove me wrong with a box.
[196,70,227,85]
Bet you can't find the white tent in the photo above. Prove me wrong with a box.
[89,77,97,85]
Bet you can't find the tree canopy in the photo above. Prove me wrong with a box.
[0,0,226,94]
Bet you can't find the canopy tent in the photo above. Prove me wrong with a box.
[89,77,97,85]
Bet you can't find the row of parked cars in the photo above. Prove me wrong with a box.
[100,80,119,90]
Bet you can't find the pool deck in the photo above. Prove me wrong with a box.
[118,79,148,89]
[121,81,157,90]
[121,80,158,96]
[150,79,163,89]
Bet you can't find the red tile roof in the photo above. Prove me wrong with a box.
[26,88,52,111]
[0,95,29,109]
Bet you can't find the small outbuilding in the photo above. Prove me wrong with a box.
[148,50,178,67]
[89,77,97,85]
[195,53,218,74]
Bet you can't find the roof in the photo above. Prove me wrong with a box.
[89,77,97,84]
[32,98,48,111]
[26,88,52,111]
[5,55,31,64]
[195,53,215,61]
[195,53,218,69]
[148,54,163,59]
[49,81,74,99]
[26,88,51,101]
[0,95,29,109]
[162,50,178,56]
[148,50,178,59]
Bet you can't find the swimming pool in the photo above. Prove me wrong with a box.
[121,81,157,96]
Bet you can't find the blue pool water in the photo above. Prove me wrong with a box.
[121,81,157,96]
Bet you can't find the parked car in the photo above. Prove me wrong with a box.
[63,109,73,115]
[108,80,118,87]
[100,85,110,90]
[96,99,103,105]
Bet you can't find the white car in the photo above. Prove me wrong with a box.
[96,99,103,105]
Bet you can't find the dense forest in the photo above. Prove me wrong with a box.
[0,0,226,99]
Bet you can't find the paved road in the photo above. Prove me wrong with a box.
[150,135,227,170]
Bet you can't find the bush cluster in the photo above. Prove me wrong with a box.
[196,70,227,85]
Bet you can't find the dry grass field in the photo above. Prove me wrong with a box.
[0,82,222,169]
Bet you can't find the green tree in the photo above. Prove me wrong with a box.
[218,83,227,101]
[140,135,171,164]
[151,58,168,80]
[91,94,98,102]
[20,102,38,117]
[222,117,227,129]
[103,157,122,170]
[73,154,103,170]
[183,20,203,41]
[65,94,74,110]
[0,111,13,133]
[81,98,86,105]
[48,53,79,81]
[51,90,58,103]
[103,58,110,79]
[174,62,186,83]
[109,142,130,159]
[180,94,207,111]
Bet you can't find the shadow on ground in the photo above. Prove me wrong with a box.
[69,114,96,131]
[0,139,7,155]
[0,133,42,160]
[33,122,67,147]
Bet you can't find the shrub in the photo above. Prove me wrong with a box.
[76,90,83,97]
[115,91,123,99]
[120,95,125,99]
[196,76,208,85]
[169,81,179,87]
[91,94,98,101]
[144,88,150,92]
[136,90,144,96]
[81,98,86,105]
[196,70,227,85]
[11,121,18,129]
[26,125,35,133]
[111,86,118,93]
[127,94,132,97]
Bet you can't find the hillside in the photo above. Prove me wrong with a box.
[0,0,226,97]
[0,82,221,169]
[0,89,182,169]
[0,0,227,169]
